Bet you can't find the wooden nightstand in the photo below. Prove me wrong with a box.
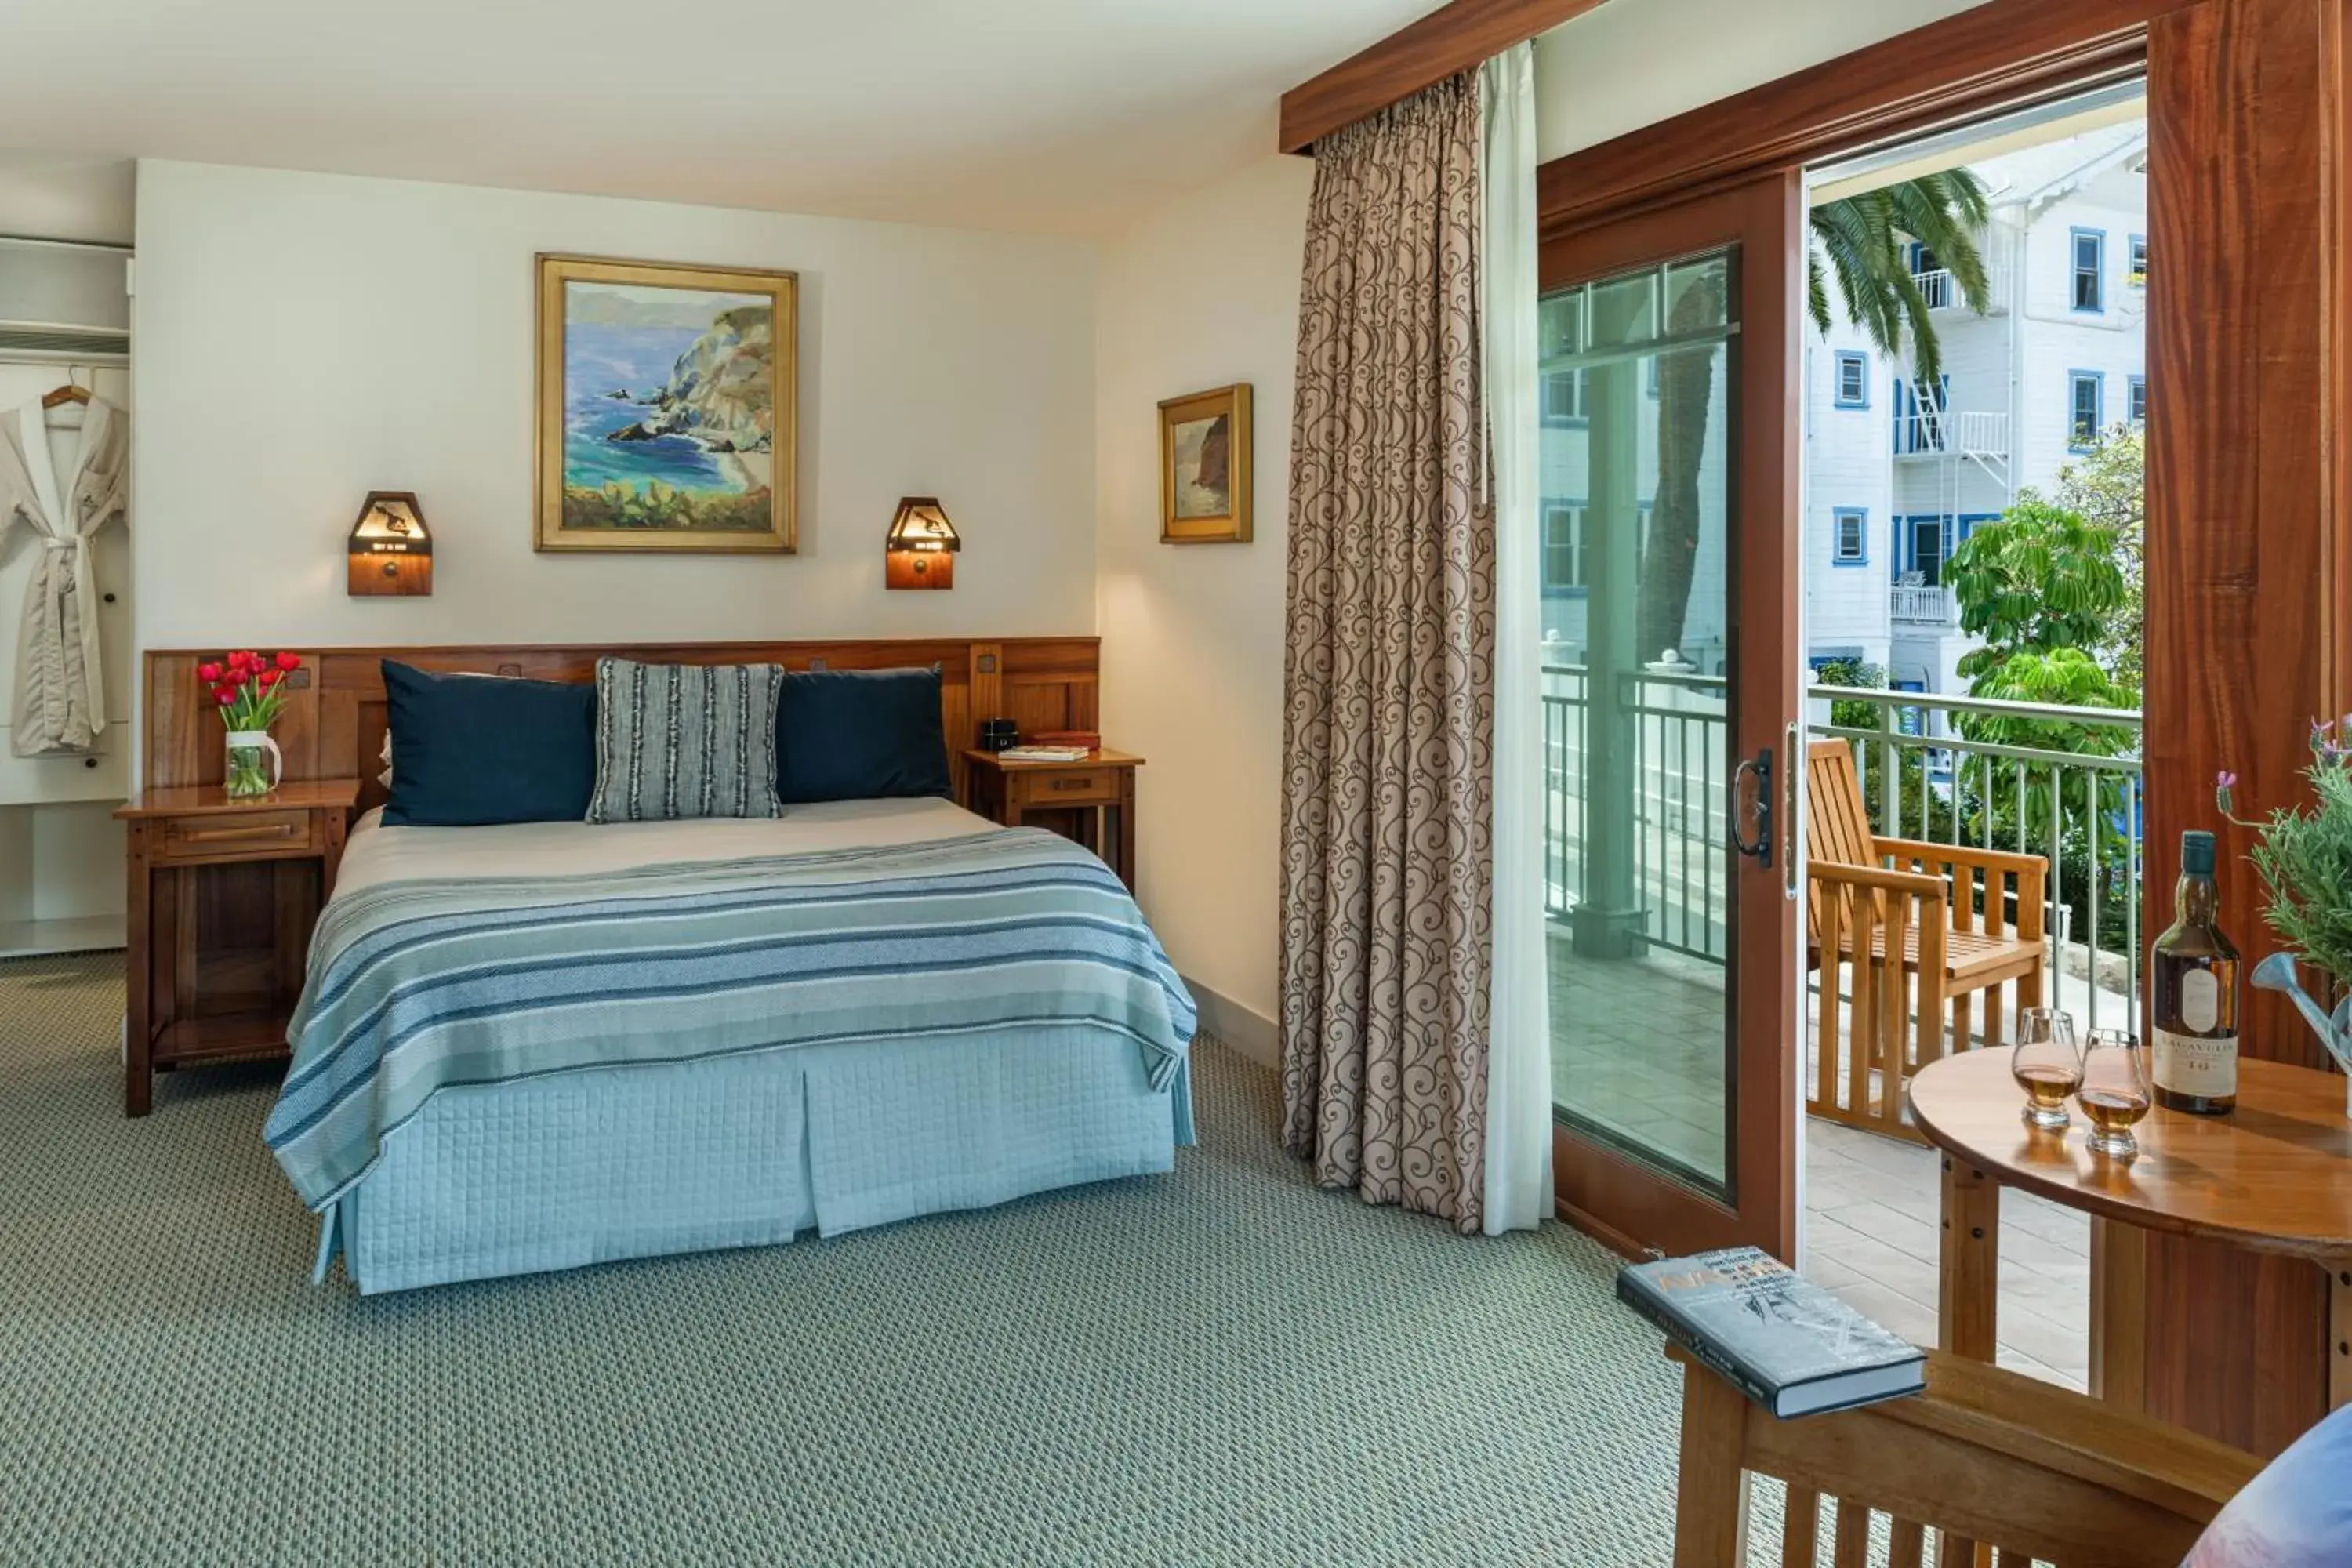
[114,779,359,1116]
[961,748,1142,895]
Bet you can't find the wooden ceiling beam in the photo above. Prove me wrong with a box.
[1277,0,1611,154]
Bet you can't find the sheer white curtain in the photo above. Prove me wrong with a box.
[1479,42,1550,1235]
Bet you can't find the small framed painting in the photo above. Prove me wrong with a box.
[1158,383,1252,544]
[535,253,797,553]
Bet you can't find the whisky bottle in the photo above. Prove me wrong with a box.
[2151,830,2239,1115]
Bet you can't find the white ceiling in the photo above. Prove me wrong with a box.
[0,0,1439,240]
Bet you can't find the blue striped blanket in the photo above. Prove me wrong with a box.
[263,827,1196,1208]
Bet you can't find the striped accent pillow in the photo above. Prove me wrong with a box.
[585,658,785,823]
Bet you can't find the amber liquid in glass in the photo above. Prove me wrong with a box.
[2015,1064,2082,1109]
[2078,1088,2151,1132]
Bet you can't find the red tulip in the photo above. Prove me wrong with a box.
[274,652,301,672]
[226,650,251,671]
[242,652,263,672]
[259,668,282,687]
[196,662,223,683]
[213,687,238,707]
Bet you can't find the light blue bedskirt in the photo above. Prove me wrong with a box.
[318,1026,1193,1295]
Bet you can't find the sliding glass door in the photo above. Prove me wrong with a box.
[1540,174,1803,1260]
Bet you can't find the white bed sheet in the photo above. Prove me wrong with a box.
[336,795,999,898]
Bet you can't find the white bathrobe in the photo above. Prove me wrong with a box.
[0,397,128,756]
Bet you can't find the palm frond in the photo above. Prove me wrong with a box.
[1811,169,1994,381]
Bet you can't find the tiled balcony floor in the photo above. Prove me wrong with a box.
[1549,938,2089,1391]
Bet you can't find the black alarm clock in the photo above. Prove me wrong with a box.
[978,718,1019,752]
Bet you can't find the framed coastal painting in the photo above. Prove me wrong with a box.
[1158,383,1252,544]
[534,254,797,553]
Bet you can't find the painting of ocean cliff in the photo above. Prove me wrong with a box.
[535,255,797,552]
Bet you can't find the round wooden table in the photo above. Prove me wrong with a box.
[1907,1048,2352,1436]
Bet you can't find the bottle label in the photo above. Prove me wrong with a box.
[2154,1027,2237,1098]
[2181,969,2219,1032]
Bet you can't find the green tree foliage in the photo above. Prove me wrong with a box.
[1813,657,1888,732]
[1943,499,2130,687]
[1944,495,2143,960]
[2043,424,2145,688]
[1806,169,1992,390]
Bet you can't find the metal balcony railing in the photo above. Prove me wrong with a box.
[1541,666,2145,1032]
[1911,263,2013,314]
[1893,406,2009,459]
[1889,585,1959,625]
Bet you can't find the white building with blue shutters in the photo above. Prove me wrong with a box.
[1804,122,2147,700]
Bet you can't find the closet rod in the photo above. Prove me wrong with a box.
[0,233,133,256]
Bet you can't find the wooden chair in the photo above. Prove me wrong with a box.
[1668,1345,2261,1568]
[1806,739,2046,1142]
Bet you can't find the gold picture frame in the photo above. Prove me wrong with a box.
[534,253,798,553]
[1158,383,1252,544]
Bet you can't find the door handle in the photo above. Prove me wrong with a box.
[1784,721,1801,898]
[1730,747,1773,869]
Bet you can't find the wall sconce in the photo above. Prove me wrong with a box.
[347,491,433,596]
[884,495,960,590]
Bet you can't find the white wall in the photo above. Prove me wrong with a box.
[1095,154,1311,1051]
[1533,0,1998,162]
[130,160,1099,651]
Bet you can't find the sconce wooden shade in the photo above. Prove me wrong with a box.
[348,491,433,597]
[884,495,959,590]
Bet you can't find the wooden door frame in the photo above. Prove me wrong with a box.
[1534,0,2349,1458]
[1541,171,1804,1264]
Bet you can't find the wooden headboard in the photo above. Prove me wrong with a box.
[140,637,1101,811]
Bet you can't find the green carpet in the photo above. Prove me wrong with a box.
[0,952,1701,1566]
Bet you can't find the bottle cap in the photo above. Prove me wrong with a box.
[2182,829,2216,876]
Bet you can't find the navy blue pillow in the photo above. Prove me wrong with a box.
[380,660,599,826]
[775,667,952,804]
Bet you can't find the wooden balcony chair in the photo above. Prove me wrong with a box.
[1668,1344,2261,1568]
[1805,739,2046,1142]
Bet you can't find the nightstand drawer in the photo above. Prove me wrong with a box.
[158,808,318,860]
[1013,768,1120,807]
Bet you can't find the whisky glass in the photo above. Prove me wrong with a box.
[2076,1029,2153,1158]
[2011,1007,2082,1131]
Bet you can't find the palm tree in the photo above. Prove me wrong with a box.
[1634,173,1994,659]
[1807,169,1993,391]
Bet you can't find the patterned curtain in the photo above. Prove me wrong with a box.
[1279,69,1495,1234]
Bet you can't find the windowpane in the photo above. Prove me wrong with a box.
[2129,376,2147,424]
[1539,245,1737,1194]
[1834,353,1867,407]
[2071,230,2104,312]
[1833,510,1865,561]
[2070,372,2102,445]
[1543,506,1585,590]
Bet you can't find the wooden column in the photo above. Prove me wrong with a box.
[2140,0,2350,1456]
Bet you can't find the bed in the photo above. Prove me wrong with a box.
[265,793,1195,1294]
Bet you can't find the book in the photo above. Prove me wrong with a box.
[998,746,1092,762]
[1617,1247,1925,1418]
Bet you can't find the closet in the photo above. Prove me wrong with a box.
[0,231,132,954]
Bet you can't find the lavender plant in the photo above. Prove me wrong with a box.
[2216,718,2352,989]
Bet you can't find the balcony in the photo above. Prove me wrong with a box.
[1912,262,2012,314]
[1544,666,2142,1387]
[1893,407,2009,460]
[1889,583,1959,625]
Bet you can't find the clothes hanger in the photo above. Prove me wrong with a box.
[41,365,92,411]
